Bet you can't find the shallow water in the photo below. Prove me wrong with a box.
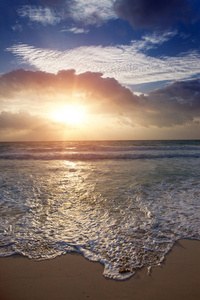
[0,141,200,279]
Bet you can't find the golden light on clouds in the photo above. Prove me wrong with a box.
[0,69,200,141]
[51,105,86,126]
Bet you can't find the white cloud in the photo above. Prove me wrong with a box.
[141,30,178,49]
[17,5,61,26]
[17,1,117,27]
[7,32,200,86]
[12,21,23,32]
[68,0,117,25]
[61,27,89,34]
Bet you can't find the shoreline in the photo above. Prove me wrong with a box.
[0,239,200,300]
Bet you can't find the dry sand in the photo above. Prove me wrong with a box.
[0,239,200,300]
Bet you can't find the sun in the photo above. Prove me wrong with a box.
[52,105,85,125]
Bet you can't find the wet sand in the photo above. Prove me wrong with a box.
[0,239,199,300]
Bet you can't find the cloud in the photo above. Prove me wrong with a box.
[61,27,89,34]
[114,0,194,29]
[17,5,61,26]
[0,69,56,98]
[137,79,200,127]
[65,0,117,25]
[12,21,23,32]
[0,110,47,130]
[0,110,70,141]
[149,78,200,106]
[141,31,177,49]
[0,69,139,114]
[0,70,200,130]
[17,1,117,27]
[16,0,199,29]
[7,34,200,86]
[15,0,200,29]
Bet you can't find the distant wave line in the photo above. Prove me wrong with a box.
[1,153,200,160]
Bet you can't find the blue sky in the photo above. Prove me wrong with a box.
[0,0,200,141]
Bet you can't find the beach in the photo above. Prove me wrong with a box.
[0,239,200,300]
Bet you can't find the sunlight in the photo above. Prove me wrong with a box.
[52,105,86,125]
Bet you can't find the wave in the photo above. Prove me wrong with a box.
[1,140,200,160]
[1,152,200,160]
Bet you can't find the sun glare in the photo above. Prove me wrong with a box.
[52,105,85,125]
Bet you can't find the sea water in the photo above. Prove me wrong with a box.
[0,140,200,280]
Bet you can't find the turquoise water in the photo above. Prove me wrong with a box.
[0,140,200,279]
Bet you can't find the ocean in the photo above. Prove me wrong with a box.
[0,140,200,280]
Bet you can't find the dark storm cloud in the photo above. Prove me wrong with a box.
[114,0,193,29]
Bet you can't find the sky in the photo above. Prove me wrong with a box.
[0,0,200,141]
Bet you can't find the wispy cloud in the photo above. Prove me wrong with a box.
[141,31,177,49]
[12,21,23,32]
[7,32,200,86]
[61,27,89,34]
[17,1,117,27]
[17,5,61,26]
[67,0,117,25]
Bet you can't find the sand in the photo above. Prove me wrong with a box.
[0,239,200,300]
